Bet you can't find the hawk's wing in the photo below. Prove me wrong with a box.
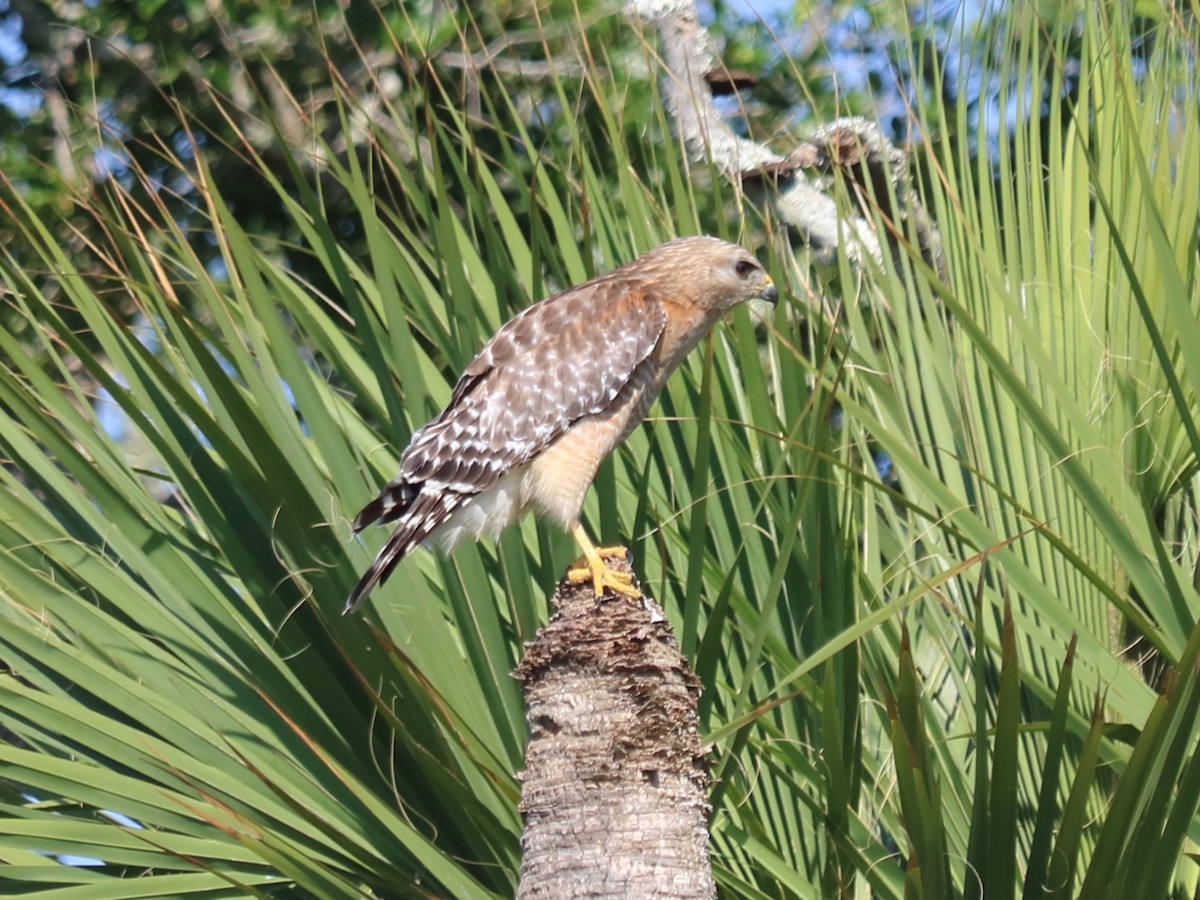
[351,275,667,533]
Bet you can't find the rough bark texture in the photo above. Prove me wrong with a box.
[515,552,714,899]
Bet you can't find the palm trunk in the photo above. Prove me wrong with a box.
[514,552,715,899]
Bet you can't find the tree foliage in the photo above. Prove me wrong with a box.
[1,1,1199,897]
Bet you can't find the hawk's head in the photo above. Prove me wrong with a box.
[640,236,778,312]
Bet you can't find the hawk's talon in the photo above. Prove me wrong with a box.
[566,558,640,599]
[593,545,634,568]
[568,523,641,599]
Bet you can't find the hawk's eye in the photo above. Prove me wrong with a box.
[735,259,758,278]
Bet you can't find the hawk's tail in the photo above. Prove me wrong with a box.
[344,488,460,613]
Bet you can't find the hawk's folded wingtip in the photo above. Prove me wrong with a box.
[343,571,377,614]
[343,584,364,614]
[350,498,382,534]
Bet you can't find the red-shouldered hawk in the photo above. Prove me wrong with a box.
[346,236,777,612]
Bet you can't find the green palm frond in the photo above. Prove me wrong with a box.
[2,2,1199,897]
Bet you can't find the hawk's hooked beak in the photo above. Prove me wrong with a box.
[760,275,779,305]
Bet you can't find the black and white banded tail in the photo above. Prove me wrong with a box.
[344,485,461,613]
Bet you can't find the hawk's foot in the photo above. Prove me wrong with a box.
[567,524,640,599]
[566,555,640,599]
[593,545,628,562]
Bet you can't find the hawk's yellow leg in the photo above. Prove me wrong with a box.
[567,523,641,598]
